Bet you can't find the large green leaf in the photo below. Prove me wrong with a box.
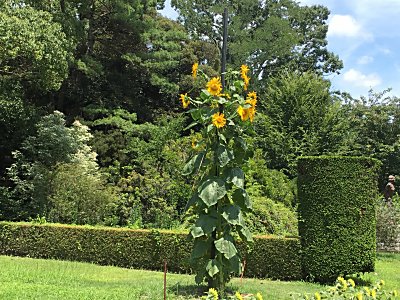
[239,225,253,242]
[214,237,237,259]
[191,239,211,259]
[222,205,243,225]
[229,255,242,274]
[234,136,248,151]
[198,177,226,207]
[206,259,219,277]
[223,168,244,188]
[182,151,206,176]
[232,188,252,210]
[217,144,234,167]
[184,193,200,212]
[190,214,217,238]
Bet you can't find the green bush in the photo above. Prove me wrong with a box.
[0,222,301,280]
[297,156,381,282]
[48,163,119,225]
[247,196,298,236]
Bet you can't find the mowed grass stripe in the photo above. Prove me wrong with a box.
[0,253,398,299]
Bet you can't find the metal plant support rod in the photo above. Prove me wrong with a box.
[221,7,228,94]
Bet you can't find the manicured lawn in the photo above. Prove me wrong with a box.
[0,253,398,299]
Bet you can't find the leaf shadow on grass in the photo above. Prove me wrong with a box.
[167,283,208,298]
[168,282,238,298]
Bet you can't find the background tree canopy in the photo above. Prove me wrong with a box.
[0,0,398,232]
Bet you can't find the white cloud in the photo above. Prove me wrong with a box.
[379,48,392,55]
[357,55,373,65]
[343,69,382,88]
[328,15,369,38]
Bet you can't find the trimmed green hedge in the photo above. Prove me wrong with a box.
[297,156,381,282]
[0,222,301,280]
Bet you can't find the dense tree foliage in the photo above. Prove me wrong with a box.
[172,0,342,81]
[0,0,398,233]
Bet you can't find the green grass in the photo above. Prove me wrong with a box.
[0,253,398,299]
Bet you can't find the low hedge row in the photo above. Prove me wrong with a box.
[0,222,302,280]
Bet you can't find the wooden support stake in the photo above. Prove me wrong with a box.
[164,260,167,300]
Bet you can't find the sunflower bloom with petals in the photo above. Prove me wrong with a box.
[212,112,226,128]
[180,93,190,109]
[241,65,250,90]
[192,62,198,79]
[208,288,218,300]
[237,106,249,121]
[235,291,243,300]
[207,77,222,96]
[348,279,355,288]
[248,106,256,122]
[371,289,377,299]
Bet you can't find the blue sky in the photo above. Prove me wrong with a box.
[160,0,400,98]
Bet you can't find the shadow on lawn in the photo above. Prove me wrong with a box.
[168,283,237,298]
[346,274,373,287]
[167,283,207,298]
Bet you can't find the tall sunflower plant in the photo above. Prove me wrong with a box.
[180,63,257,291]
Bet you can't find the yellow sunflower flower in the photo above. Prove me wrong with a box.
[243,75,250,91]
[248,106,256,122]
[240,64,249,78]
[348,279,355,288]
[180,93,190,108]
[192,62,198,79]
[241,65,250,90]
[364,287,371,296]
[356,292,363,300]
[208,288,218,300]
[247,91,257,102]
[235,291,243,300]
[212,112,226,128]
[207,77,222,96]
[219,93,231,99]
[191,137,197,149]
[237,105,249,121]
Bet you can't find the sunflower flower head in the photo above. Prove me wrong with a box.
[371,289,377,299]
[246,91,257,103]
[208,288,218,300]
[348,279,355,288]
[364,287,371,296]
[240,64,249,78]
[192,62,198,79]
[207,77,222,96]
[356,292,363,300]
[180,93,190,109]
[237,105,249,121]
[241,65,250,90]
[212,112,226,128]
[191,137,197,149]
[235,291,243,300]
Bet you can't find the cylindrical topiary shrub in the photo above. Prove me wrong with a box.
[297,156,381,282]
